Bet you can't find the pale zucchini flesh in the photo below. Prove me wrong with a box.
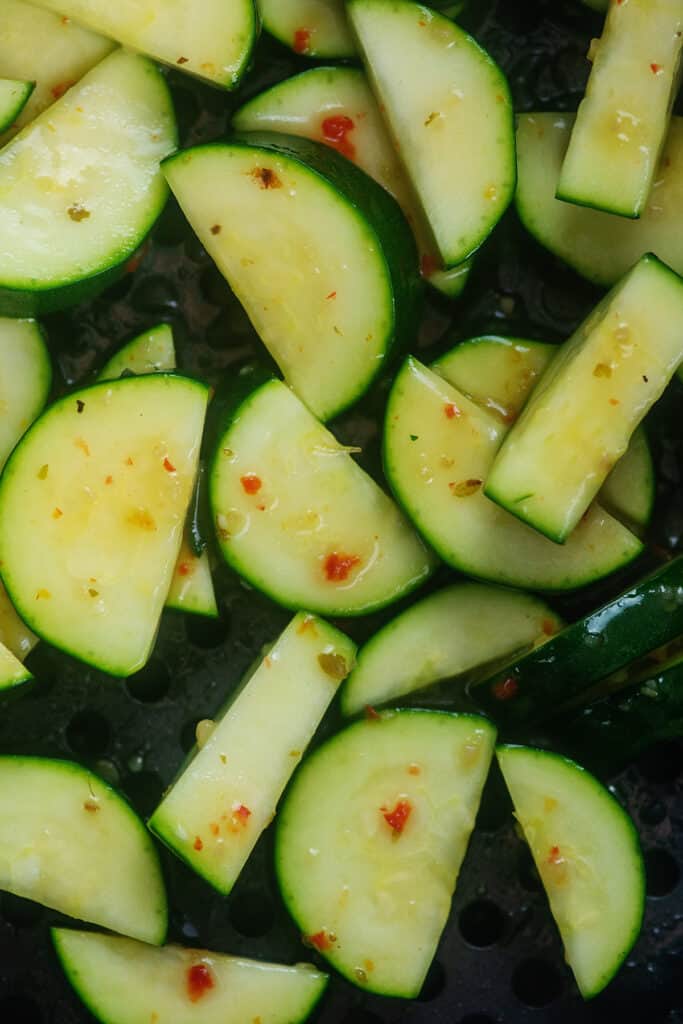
[0,638,33,692]
[0,375,208,677]
[164,136,420,422]
[276,710,496,998]
[485,256,683,542]
[348,0,516,266]
[150,613,356,894]
[341,583,563,716]
[557,0,683,217]
[232,65,472,299]
[384,357,642,591]
[53,929,328,1024]
[259,0,356,58]
[497,746,645,999]
[0,758,167,944]
[0,78,34,134]
[516,113,683,287]
[28,0,258,89]
[210,378,435,615]
[434,335,655,529]
[0,0,115,139]
[0,318,52,471]
[0,49,176,317]
[165,537,218,619]
[97,323,176,381]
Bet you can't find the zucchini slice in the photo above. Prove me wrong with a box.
[347,0,515,266]
[165,538,218,620]
[384,356,642,591]
[557,0,683,218]
[0,375,208,677]
[0,318,52,471]
[0,639,32,692]
[0,49,176,318]
[0,757,167,944]
[209,376,434,615]
[276,710,496,998]
[474,555,683,726]
[150,613,356,895]
[232,66,472,300]
[341,583,563,717]
[0,581,37,661]
[0,78,33,133]
[27,0,258,89]
[259,0,356,58]
[164,135,421,422]
[435,335,655,529]
[516,113,683,287]
[97,324,176,381]
[497,746,645,999]
[53,929,328,1024]
[485,255,683,543]
[0,0,114,138]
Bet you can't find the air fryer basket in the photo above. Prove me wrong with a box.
[0,1,681,1022]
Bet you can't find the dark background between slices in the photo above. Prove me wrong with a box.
[0,1,681,1022]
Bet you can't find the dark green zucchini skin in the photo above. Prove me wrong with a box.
[550,661,683,775]
[471,556,683,727]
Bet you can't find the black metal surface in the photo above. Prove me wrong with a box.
[0,1,682,1022]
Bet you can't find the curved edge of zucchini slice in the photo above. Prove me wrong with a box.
[0,78,34,134]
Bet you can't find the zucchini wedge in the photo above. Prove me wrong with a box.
[27,0,258,89]
[259,0,356,58]
[209,376,434,616]
[475,556,683,726]
[233,66,472,300]
[558,0,683,218]
[276,710,496,998]
[0,375,208,677]
[0,581,37,661]
[97,324,176,381]
[0,638,32,693]
[164,135,421,421]
[341,583,563,717]
[150,613,356,894]
[0,757,167,944]
[435,335,655,529]
[165,538,218,620]
[498,746,644,999]
[0,318,52,471]
[485,255,683,543]
[348,0,515,266]
[0,49,176,317]
[0,78,33,134]
[0,0,114,138]
[516,113,683,287]
[53,929,328,1024]
[384,356,642,591]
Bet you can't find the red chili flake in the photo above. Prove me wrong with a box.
[209,822,220,836]
[210,224,222,235]
[364,705,381,721]
[186,963,215,1003]
[178,562,191,577]
[105,475,113,485]
[408,763,421,776]
[124,243,148,275]
[609,398,620,406]
[492,676,518,701]
[293,27,312,53]
[420,252,440,278]
[256,503,266,511]
[176,56,189,65]
[163,457,176,473]
[541,618,557,636]
[324,552,361,582]
[83,799,100,813]
[240,474,262,495]
[193,836,203,851]
[307,930,333,952]
[326,291,337,300]
[650,63,662,74]
[444,403,461,419]
[548,845,562,864]
[250,167,282,189]
[382,799,412,836]
[321,114,356,160]
[235,803,251,821]
[125,456,134,466]
[51,80,75,100]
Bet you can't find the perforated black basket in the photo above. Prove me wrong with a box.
[0,2,681,1022]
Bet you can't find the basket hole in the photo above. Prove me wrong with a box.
[0,892,44,928]
[228,888,275,938]
[459,1016,498,1024]
[185,614,230,649]
[645,849,680,897]
[417,959,446,1001]
[0,995,43,1024]
[459,899,506,947]
[511,958,564,1007]
[126,658,170,703]
[123,771,165,818]
[66,709,111,757]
